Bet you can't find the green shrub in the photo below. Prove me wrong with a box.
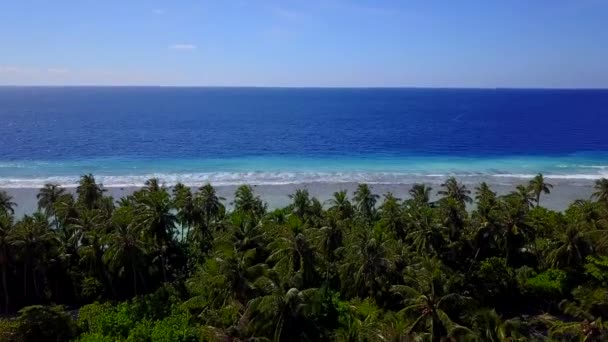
[0,319,17,342]
[77,289,196,341]
[128,284,183,322]
[81,276,104,301]
[150,313,198,342]
[476,257,516,302]
[78,302,136,338]
[126,319,153,342]
[75,332,116,342]
[14,305,75,342]
[584,255,608,286]
[196,303,240,329]
[526,269,568,297]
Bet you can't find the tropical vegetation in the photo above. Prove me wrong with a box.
[0,173,607,341]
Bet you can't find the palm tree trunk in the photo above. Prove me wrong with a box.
[431,314,442,342]
[2,263,9,314]
[186,223,191,242]
[106,272,117,298]
[160,255,167,283]
[181,220,184,242]
[138,270,147,292]
[131,262,137,296]
[23,263,27,298]
[467,248,481,274]
[273,316,285,342]
[53,214,59,230]
[33,266,39,299]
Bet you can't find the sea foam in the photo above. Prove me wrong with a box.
[0,170,604,188]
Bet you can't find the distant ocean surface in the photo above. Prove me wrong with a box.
[1,87,607,188]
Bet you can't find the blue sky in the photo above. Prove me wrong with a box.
[1,0,607,87]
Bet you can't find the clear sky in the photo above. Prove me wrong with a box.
[1,0,607,87]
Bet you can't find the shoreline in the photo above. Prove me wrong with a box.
[2,178,596,217]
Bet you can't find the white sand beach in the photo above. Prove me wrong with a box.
[2,177,596,217]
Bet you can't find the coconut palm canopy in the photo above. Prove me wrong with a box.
[1,175,608,341]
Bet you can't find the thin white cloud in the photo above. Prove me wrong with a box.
[0,65,32,74]
[169,44,196,51]
[0,65,70,74]
[153,9,165,15]
[47,68,69,74]
[0,65,184,86]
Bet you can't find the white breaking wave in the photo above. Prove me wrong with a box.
[0,170,605,188]
[493,173,608,180]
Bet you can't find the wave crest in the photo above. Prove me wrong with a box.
[0,171,605,188]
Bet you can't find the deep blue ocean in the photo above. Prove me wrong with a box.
[1,87,607,187]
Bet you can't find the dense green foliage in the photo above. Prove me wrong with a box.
[0,173,607,341]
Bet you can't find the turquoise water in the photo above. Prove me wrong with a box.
[1,154,606,187]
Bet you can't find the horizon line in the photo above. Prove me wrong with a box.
[1,84,607,91]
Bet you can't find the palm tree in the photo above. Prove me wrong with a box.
[548,286,608,340]
[494,196,533,264]
[196,184,224,225]
[547,224,604,269]
[104,211,149,296]
[143,178,162,192]
[406,208,446,256]
[0,191,16,216]
[326,190,354,220]
[76,174,105,209]
[172,183,195,241]
[342,232,392,300]
[567,200,608,252]
[529,173,553,206]
[548,316,608,341]
[288,189,312,220]
[378,193,405,239]
[0,214,13,313]
[473,184,499,254]
[316,220,343,263]
[333,298,385,341]
[391,258,473,341]
[568,200,607,231]
[10,213,57,299]
[440,197,467,241]
[353,184,379,222]
[356,236,393,300]
[267,231,318,288]
[438,177,472,206]
[309,197,324,225]
[511,184,536,209]
[474,182,497,219]
[209,246,266,307]
[77,218,108,287]
[409,183,432,205]
[134,189,176,246]
[593,178,608,207]
[53,193,79,229]
[71,206,105,237]
[64,209,103,258]
[246,274,318,342]
[186,184,224,253]
[228,211,267,254]
[96,195,115,217]
[469,309,524,341]
[233,185,266,219]
[36,183,66,220]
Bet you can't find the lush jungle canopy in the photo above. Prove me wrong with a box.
[1,174,608,341]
